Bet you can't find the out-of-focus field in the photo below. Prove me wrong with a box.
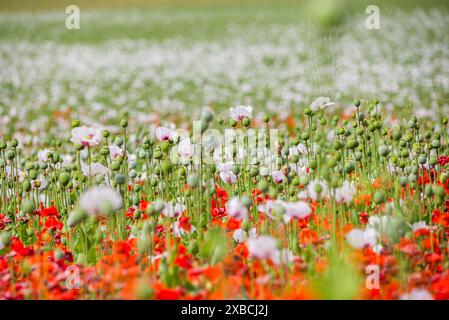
[0,0,449,139]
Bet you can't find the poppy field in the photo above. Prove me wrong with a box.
[1,0,449,300]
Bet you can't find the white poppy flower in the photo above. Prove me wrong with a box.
[248,236,278,260]
[297,143,308,155]
[284,201,312,220]
[155,126,175,142]
[178,137,194,158]
[162,202,185,218]
[109,145,124,159]
[400,289,433,300]
[346,228,378,249]
[38,148,51,162]
[71,126,103,147]
[230,105,253,121]
[272,170,286,184]
[226,197,248,220]
[81,162,108,177]
[310,97,335,111]
[335,181,356,204]
[79,186,123,216]
[412,221,429,232]
[233,229,246,243]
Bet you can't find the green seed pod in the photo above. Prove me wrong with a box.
[408,174,417,183]
[120,118,128,128]
[132,196,140,206]
[242,117,251,127]
[59,172,70,186]
[373,191,386,205]
[309,159,318,170]
[152,199,165,212]
[29,169,38,180]
[249,167,259,177]
[241,195,252,208]
[347,138,359,149]
[115,137,124,147]
[114,174,126,185]
[392,128,402,141]
[399,176,407,186]
[10,139,18,148]
[378,145,390,157]
[150,178,158,187]
[345,161,355,174]
[299,175,309,186]
[0,232,11,247]
[110,160,121,171]
[72,120,80,128]
[433,185,445,197]
[431,140,441,149]
[6,150,16,160]
[21,198,35,215]
[301,132,309,141]
[418,155,427,165]
[304,107,313,117]
[161,160,172,174]
[263,114,270,123]
[160,140,170,152]
[67,209,87,228]
[22,179,32,192]
[292,177,300,186]
[257,180,269,192]
[314,182,323,194]
[187,173,199,188]
[153,150,162,160]
[333,141,342,151]
[425,185,433,197]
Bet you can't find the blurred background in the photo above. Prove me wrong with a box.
[0,0,448,139]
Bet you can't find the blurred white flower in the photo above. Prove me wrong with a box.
[230,105,253,121]
[272,248,295,265]
[346,228,378,249]
[297,143,308,155]
[284,201,312,221]
[155,126,175,142]
[178,137,194,158]
[71,126,103,147]
[272,170,286,184]
[109,145,124,159]
[335,181,356,204]
[81,162,108,177]
[219,171,237,184]
[412,221,429,232]
[259,166,270,176]
[299,180,329,201]
[310,97,335,111]
[400,289,433,300]
[173,221,196,237]
[368,215,391,231]
[38,148,51,162]
[233,229,246,243]
[163,202,185,218]
[79,186,123,216]
[226,197,248,220]
[248,235,278,260]
[218,162,237,184]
